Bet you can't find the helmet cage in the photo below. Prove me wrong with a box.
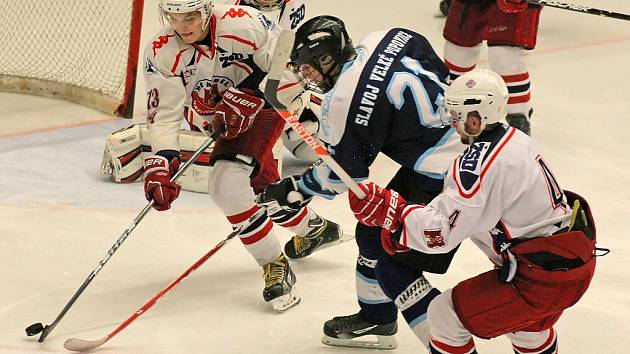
[290,16,354,93]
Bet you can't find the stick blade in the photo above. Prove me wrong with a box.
[268,29,295,81]
[64,337,108,352]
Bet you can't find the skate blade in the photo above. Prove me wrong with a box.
[309,230,355,254]
[270,287,300,312]
[321,334,397,350]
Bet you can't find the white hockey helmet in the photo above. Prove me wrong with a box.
[444,69,509,138]
[159,0,213,30]
[241,0,285,11]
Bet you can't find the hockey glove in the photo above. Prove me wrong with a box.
[381,229,411,255]
[143,155,181,211]
[256,175,312,214]
[497,0,527,13]
[212,87,264,139]
[349,182,407,233]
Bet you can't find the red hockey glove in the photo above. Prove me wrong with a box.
[348,182,407,233]
[143,155,181,211]
[380,229,411,255]
[212,87,264,139]
[497,0,527,13]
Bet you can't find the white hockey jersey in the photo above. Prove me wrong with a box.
[398,125,573,265]
[143,4,283,153]
[221,0,307,30]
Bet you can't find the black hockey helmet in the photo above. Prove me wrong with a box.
[290,15,355,93]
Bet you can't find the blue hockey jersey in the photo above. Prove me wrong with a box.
[299,28,465,198]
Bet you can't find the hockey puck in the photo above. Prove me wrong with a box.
[25,323,44,336]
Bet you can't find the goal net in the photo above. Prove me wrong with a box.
[0,0,144,117]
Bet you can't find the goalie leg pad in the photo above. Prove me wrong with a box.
[177,130,214,193]
[100,124,149,183]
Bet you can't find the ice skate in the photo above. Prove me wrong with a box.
[262,254,300,312]
[322,313,398,350]
[284,216,347,259]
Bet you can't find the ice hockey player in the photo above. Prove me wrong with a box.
[348,69,597,353]
[257,16,467,348]
[138,0,341,311]
[442,0,542,135]
[101,0,313,186]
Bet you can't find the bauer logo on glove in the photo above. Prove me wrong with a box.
[212,87,265,139]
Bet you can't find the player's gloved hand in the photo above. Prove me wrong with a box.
[497,0,527,13]
[256,175,312,214]
[143,155,181,211]
[212,87,264,139]
[380,229,411,255]
[348,182,407,233]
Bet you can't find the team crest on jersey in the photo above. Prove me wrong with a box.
[257,12,274,30]
[191,79,222,116]
[423,229,445,248]
[145,57,157,75]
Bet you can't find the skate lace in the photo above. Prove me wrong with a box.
[292,235,311,255]
[263,258,287,287]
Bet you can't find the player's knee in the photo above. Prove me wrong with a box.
[376,255,422,299]
[208,159,255,207]
[488,46,526,74]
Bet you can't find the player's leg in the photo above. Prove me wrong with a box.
[208,109,300,311]
[251,109,345,259]
[208,158,298,311]
[321,222,398,350]
[321,168,450,349]
[378,167,455,348]
[426,288,479,353]
[376,256,441,348]
[486,3,542,135]
[506,329,559,354]
[442,0,486,81]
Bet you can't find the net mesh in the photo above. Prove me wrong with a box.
[0,0,136,103]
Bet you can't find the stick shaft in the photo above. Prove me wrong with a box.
[38,128,223,342]
[532,0,630,21]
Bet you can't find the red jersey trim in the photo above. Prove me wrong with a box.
[218,34,258,50]
[171,48,189,74]
[277,81,300,91]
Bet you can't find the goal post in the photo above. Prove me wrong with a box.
[0,0,145,118]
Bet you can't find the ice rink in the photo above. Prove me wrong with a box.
[2,0,630,353]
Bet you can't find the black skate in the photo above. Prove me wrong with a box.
[262,254,300,312]
[322,313,398,349]
[284,216,346,259]
[506,109,532,136]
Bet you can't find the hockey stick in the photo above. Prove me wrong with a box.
[530,0,630,21]
[25,126,225,342]
[264,30,367,199]
[63,225,242,352]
